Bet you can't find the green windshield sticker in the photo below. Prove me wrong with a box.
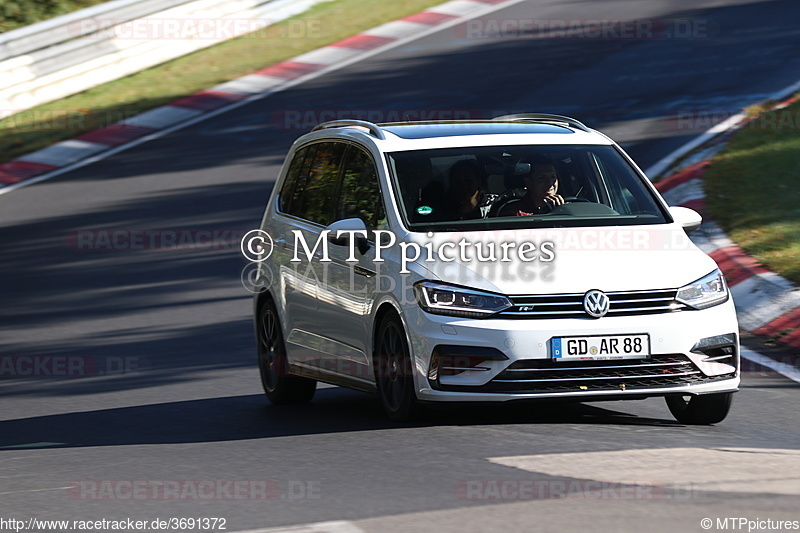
[416,206,433,215]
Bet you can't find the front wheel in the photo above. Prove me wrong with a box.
[374,314,417,422]
[665,392,733,424]
[257,299,316,405]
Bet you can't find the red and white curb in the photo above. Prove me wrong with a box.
[655,96,800,352]
[0,0,518,191]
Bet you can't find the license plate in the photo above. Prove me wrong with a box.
[552,334,650,361]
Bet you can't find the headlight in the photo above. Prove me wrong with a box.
[413,281,511,318]
[676,269,728,309]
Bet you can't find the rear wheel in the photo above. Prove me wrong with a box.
[374,313,417,422]
[257,299,316,405]
[666,392,733,425]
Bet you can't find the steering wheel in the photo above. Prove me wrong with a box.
[561,196,591,203]
[491,193,591,217]
[488,188,526,217]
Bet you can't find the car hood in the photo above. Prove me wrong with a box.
[403,225,718,295]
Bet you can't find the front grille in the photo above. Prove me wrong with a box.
[500,289,686,319]
[434,354,735,393]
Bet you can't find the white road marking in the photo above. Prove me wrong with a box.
[490,447,800,496]
[732,276,800,332]
[661,178,705,206]
[645,113,747,179]
[428,0,495,17]
[292,46,360,65]
[18,140,108,167]
[0,486,74,496]
[364,21,431,40]
[211,75,286,95]
[741,346,800,385]
[122,106,204,130]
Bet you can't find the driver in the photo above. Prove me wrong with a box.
[499,154,564,216]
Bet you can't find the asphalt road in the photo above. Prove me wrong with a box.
[1,0,799,531]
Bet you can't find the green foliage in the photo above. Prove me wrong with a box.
[1,0,111,33]
[704,100,800,285]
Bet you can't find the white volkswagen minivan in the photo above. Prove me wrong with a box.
[251,115,739,423]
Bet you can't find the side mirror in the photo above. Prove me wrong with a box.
[326,218,370,255]
[669,206,702,234]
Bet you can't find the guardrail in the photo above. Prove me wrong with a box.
[0,0,326,117]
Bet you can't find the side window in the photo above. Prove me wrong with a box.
[279,145,312,214]
[337,147,386,232]
[288,142,346,225]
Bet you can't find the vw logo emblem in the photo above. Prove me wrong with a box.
[583,290,610,318]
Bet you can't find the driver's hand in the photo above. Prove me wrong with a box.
[543,194,564,207]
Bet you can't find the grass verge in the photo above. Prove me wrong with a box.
[703,98,800,285]
[0,0,443,163]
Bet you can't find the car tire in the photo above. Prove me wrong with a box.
[257,298,316,405]
[374,313,417,422]
[665,392,733,425]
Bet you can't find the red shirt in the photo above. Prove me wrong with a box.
[498,196,549,217]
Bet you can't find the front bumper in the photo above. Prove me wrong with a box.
[402,298,740,402]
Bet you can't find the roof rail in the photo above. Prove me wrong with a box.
[311,119,385,139]
[492,113,590,133]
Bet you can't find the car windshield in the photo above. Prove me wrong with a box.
[386,145,669,232]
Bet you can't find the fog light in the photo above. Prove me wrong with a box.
[428,346,507,383]
[691,333,738,367]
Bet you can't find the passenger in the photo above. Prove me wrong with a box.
[499,154,564,216]
[445,159,487,220]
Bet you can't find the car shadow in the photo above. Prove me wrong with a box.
[0,388,682,450]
